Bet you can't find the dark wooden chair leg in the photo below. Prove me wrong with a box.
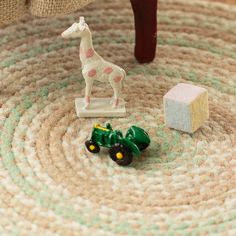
[130,0,158,63]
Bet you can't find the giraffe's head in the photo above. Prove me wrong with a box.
[61,17,90,38]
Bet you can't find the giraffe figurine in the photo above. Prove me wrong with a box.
[61,17,126,109]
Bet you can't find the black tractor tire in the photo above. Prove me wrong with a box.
[137,142,150,151]
[85,140,100,153]
[109,143,133,166]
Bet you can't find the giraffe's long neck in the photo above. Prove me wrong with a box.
[79,32,100,68]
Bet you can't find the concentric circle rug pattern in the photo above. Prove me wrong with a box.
[0,0,236,235]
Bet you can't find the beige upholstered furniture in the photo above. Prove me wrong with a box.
[0,0,158,63]
[0,0,93,25]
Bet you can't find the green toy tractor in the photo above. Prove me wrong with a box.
[85,123,150,166]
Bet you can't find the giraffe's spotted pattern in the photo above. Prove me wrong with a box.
[88,69,96,77]
[104,67,113,74]
[114,76,122,83]
[86,48,94,58]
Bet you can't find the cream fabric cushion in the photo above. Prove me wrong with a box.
[0,0,94,25]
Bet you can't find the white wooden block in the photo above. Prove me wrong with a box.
[75,98,126,118]
[163,83,209,133]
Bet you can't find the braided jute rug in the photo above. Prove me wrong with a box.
[0,0,236,235]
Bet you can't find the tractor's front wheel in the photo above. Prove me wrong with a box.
[109,143,133,166]
[85,140,100,153]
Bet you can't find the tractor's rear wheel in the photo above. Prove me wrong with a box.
[109,143,133,166]
[85,140,100,153]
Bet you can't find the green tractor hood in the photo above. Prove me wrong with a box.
[125,126,151,151]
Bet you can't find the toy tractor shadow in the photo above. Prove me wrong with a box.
[130,143,161,169]
[85,123,150,166]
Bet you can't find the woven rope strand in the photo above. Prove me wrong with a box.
[0,0,235,235]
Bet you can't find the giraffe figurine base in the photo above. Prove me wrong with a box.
[75,98,126,118]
